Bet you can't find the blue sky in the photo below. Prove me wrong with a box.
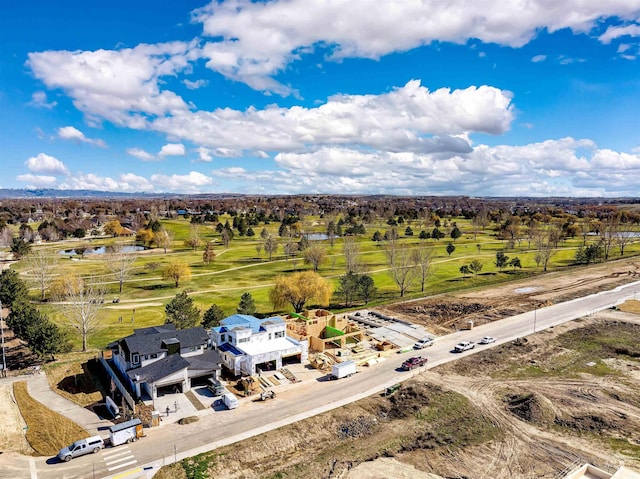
[2,0,640,196]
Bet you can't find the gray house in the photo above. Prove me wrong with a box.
[111,324,221,399]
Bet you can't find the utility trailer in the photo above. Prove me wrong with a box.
[108,418,143,447]
[331,360,357,380]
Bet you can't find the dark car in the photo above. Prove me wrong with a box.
[401,356,428,371]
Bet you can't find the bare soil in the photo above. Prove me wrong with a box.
[378,257,640,333]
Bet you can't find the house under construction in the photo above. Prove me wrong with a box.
[284,309,365,352]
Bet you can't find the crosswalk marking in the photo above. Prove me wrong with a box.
[103,449,133,459]
[106,454,136,466]
[107,460,138,472]
[102,445,138,472]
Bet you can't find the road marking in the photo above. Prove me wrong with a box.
[111,468,143,479]
[29,458,37,479]
[103,449,132,458]
[106,455,136,466]
[107,460,138,471]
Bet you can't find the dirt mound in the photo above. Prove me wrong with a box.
[382,383,431,419]
[554,414,618,432]
[505,392,554,424]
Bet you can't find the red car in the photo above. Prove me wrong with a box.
[401,356,428,371]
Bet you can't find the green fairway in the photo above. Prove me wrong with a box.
[10,215,640,351]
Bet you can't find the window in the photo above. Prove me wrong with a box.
[238,337,249,343]
[132,353,139,364]
[150,353,158,359]
[144,355,149,360]
[268,333,272,340]
[275,331,285,338]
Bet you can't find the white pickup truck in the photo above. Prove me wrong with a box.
[453,341,475,352]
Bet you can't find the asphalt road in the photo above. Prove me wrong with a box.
[3,279,640,479]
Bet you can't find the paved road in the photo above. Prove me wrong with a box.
[3,279,639,479]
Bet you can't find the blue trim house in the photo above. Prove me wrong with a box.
[211,314,308,376]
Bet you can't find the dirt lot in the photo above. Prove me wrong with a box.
[378,257,640,333]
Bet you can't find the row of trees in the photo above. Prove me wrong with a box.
[0,270,71,360]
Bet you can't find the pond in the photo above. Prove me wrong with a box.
[306,233,329,241]
[59,245,146,255]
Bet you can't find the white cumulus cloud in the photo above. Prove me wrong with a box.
[193,0,640,94]
[183,79,208,90]
[24,153,70,176]
[599,22,640,43]
[16,173,58,188]
[29,91,57,109]
[151,81,513,154]
[127,147,156,161]
[27,41,197,126]
[57,126,107,147]
[150,171,213,192]
[159,143,186,157]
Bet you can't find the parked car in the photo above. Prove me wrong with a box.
[413,337,434,349]
[478,336,496,345]
[206,378,226,396]
[453,341,475,353]
[58,436,104,462]
[401,356,428,371]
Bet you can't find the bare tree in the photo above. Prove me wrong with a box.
[24,249,59,301]
[534,231,556,272]
[0,227,14,248]
[57,276,105,352]
[411,246,432,292]
[383,228,399,266]
[284,237,298,261]
[154,229,173,254]
[263,234,278,261]
[303,244,327,271]
[184,224,202,250]
[343,236,361,274]
[389,248,418,297]
[105,243,137,293]
[600,216,619,260]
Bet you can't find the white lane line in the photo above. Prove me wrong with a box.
[29,458,37,479]
[107,460,138,472]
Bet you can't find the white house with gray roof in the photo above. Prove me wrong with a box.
[211,314,308,376]
[111,324,221,399]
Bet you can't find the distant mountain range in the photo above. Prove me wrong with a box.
[0,188,159,199]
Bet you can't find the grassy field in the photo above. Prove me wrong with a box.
[12,215,640,351]
[13,381,89,456]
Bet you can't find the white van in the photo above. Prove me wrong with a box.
[222,392,239,410]
[58,436,104,462]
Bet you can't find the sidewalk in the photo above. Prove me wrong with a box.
[26,373,113,436]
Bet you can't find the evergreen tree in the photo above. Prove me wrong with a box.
[202,304,226,328]
[495,251,509,271]
[0,269,29,307]
[165,291,201,329]
[237,292,257,315]
[446,242,456,256]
